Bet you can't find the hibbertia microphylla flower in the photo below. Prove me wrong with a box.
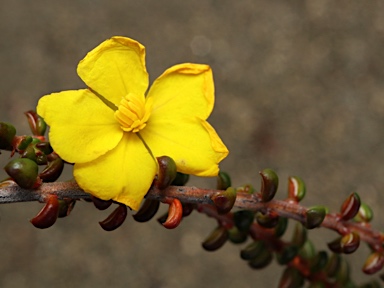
[37,36,229,210]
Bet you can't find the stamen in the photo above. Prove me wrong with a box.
[114,93,151,133]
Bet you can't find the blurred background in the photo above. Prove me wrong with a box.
[1,1,384,287]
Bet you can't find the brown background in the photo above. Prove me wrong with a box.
[1,1,384,287]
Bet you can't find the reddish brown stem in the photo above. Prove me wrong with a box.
[0,182,382,253]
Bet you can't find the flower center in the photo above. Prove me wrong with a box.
[114,93,152,133]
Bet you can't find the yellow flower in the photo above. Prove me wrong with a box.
[37,36,228,210]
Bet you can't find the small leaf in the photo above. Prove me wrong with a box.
[171,172,189,186]
[241,241,266,260]
[363,252,384,275]
[0,122,16,150]
[340,192,361,221]
[30,194,59,229]
[202,226,228,252]
[256,211,279,228]
[305,206,326,229]
[4,158,39,189]
[299,240,316,259]
[133,199,160,222]
[354,202,374,223]
[233,210,254,232]
[211,187,237,214]
[278,267,304,288]
[326,253,342,278]
[248,249,273,269]
[181,203,194,217]
[236,184,255,194]
[162,198,183,229]
[274,217,288,238]
[228,227,248,244]
[277,245,299,265]
[340,232,360,254]
[328,232,360,254]
[291,222,307,248]
[288,176,306,202]
[39,153,64,182]
[156,156,177,189]
[310,251,328,273]
[58,198,76,218]
[259,168,278,202]
[99,204,127,231]
[24,110,46,136]
[92,196,113,211]
[217,171,231,190]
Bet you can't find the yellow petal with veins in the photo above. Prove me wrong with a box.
[77,36,149,107]
[147,63,214,120]
[37,89,123,163]
[74,133,157,210]
[141,116,228,177]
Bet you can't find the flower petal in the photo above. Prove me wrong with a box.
[147,63,214,120]
[77,36,149,106]
[74,133,158,210]
[141,116,228,177]
[37,89,123,163]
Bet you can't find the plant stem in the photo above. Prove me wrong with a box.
[0,181,383,253]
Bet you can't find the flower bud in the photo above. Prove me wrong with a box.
[287,176,306,202]
[233,210,254,232]
[133,199,160,222]
[340,192,361,221]
[202,226,228,251]
[24,110,46,136]
[99,204,127,231]
[171,172,189,186]
[305,206,326,229]
[30,194,59,229]
[0,122,16,150]
[217,171,231,190]
[211,187,237,214]
[259,168,278,202]
[363,252,384,275]
[4,158,38,189]
[156,156,177,189]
